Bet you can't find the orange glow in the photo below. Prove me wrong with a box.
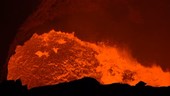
[8,30,170,89]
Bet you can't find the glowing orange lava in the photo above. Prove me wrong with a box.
[8,30,170,88]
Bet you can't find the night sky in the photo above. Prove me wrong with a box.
[0,0,170,81]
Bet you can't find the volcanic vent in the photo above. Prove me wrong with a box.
[8,30,170,89]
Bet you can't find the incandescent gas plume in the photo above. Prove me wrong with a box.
[8,30,170,89]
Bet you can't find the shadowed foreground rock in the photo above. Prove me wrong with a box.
[0,77,170,96]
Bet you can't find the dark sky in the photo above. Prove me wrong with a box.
[0,0,170,81]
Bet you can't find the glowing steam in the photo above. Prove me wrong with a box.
[8,30,170,88]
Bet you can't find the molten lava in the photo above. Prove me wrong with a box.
[8,30,170,88]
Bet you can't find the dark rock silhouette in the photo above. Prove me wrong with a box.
[0,79,27,96]
[0,77,170,96]
[135,81,146,86]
